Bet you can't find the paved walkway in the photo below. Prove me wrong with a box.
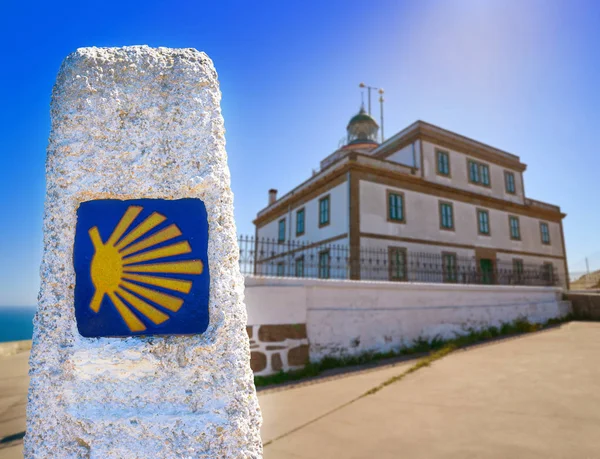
[262,322,600,458]
[0,343,29,459]
[3,323,600,458]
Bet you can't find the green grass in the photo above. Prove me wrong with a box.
[254,314,576,389]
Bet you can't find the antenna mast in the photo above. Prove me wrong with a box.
[379,88,385,143]
[358,82,385,142]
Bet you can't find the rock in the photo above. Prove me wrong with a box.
[25,46,262,458]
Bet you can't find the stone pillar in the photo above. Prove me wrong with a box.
[25,46,262,458]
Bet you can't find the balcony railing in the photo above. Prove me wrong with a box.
[238,236,561,287]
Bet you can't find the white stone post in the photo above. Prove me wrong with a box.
[25,46,262,458]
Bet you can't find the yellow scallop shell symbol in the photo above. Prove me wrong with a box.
[88,205,203,332]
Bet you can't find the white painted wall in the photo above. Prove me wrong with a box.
[245,277,308,325]
[256,179,349,244]
[421,140,525,204]
[244,276,570,361]
[359,180,564,258]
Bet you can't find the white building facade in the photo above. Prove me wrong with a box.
[253,109,568,288]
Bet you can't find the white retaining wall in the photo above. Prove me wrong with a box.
[245,276,570,361]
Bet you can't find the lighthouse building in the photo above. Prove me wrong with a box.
[252,108,568,287]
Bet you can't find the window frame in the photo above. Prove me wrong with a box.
[436,149,451,177]
[318,249,330,279]
[276,261,285,277]
[512,258,524,284]
[467,158,491,188]
[439,200,455,231]
[386,189,406,223]
[542,262,555,284]
[318,195,330,228]
[295,255,304,278]
[278,218,286,243]
[442,252,458,283]
[504,170,516,194]
[540,221,551,245]
[468,159,480,184]
[296,207,305,236]
[388,246,408,281]
[480,163,490,186]
[476,208,491,236]
[508,215,521,241]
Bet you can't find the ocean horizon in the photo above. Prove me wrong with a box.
[0,305,36,343]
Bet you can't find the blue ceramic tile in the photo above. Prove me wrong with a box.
[73,199,210,337]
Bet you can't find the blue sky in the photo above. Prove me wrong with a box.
[1,0,599,305]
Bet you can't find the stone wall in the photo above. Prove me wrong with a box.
[565,292,600,320]
[247,325,309,376]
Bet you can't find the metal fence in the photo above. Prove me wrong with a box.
[238,236,561,287]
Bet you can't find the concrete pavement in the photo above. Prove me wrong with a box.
[263,322,600,458]
[2,323,600,458]
[0,343,29,459]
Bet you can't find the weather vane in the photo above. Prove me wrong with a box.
[359,82,385,142]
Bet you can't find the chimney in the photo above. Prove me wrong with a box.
[268,189,278,205]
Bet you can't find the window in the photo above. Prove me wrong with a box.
[276,262,285,277]
[512,258,524,284]
[542,262,554,285]
[439,201,454,230]
[296,208,305,236]
[477,209,490,235]
[468,160,490,187]
[469,160,479,183]
[388,247,407,281]
[295,256,304,278]
[318,250,330,279]
[318,195,330,227]
[437,150,450,176]
[387,191,405,222]
[481,164,490,186]
[505,171,516,194]
[509,216,520,240]
[278,218,285,242]
[442,253,458,283]
[540,222,550,245]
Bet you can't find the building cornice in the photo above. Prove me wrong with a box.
[373,121,527,172]
[351,160,564,221]
[254,153,563,228]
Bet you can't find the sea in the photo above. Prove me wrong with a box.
[0,306,36,343]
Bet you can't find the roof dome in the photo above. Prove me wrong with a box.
[346,106,379,146]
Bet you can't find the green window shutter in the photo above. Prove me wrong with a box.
[390,249,407,280]
[505,172,515,193]
[441,203,453,228]
[389,193,403,221]
[541,223,550,244]
[295,257,304,277]
[296,209,304,235]
[319,197,330,225]
[469,161,479,183]
[478,210,489,234]
[443,254,457,282]
[510,217,520,239]
[438,152,449,175]
[481,164,490,185]
[278,219,285,242]
[319,251,330,279]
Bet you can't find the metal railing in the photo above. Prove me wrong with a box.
[238,236,561,287]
